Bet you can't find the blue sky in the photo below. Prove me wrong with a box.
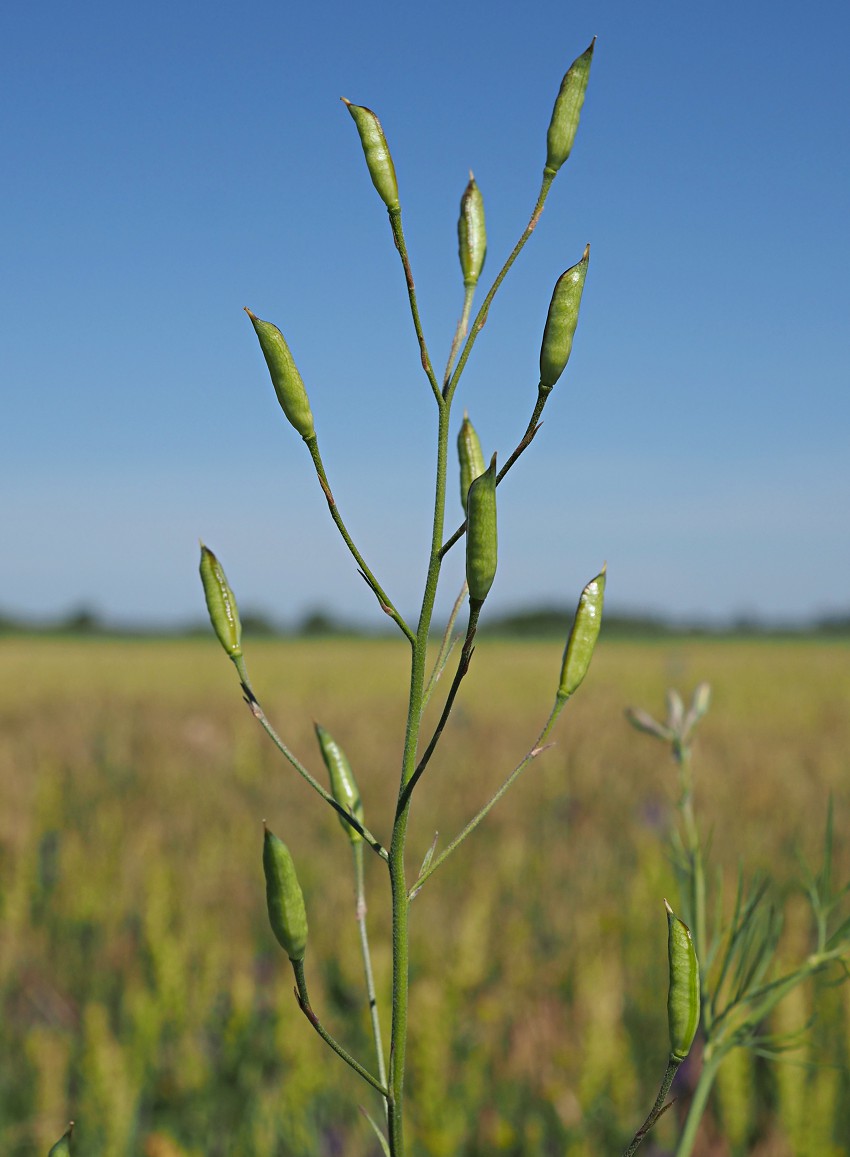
[3,0,848,628]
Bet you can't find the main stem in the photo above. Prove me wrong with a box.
[387,397,451,1157]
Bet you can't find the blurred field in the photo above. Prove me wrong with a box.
[2,636,849,1156]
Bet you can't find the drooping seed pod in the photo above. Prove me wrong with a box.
[457,412,486,514]
[457,174,487,289]
[545,39,595,177]
[245,309,315,440]
[48,1123,74,1157]
[665,899,700,1062]
[199,543,242,659]
[558,566,606,698]
[539,245,589,389]
[465,453,498,605]
[263,825,308,962]
[315,722,365,844]
[342,99,400,211]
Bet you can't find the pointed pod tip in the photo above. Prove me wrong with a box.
[664,898,674,916]
[588,35,597,52]
[244,307,257,320]
[340,96,351,106]
[582,242,590,260]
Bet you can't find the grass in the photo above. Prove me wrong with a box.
[2,636,849,1155]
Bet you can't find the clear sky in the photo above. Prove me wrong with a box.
[3,0,849,629]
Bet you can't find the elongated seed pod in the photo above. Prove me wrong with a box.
[458,174,486,289]
[48,1124,74,1157]
[342,99,400,211]
[315,722,365,843]
[199,543,242,658]
[457,412,486,514]
[465,453,498,604]
[263,826,308,962]
[545,39,595,177]
[539,246,589,389]
[245,309,315,440]
[558,565,606,698]
[666,899,700,1062]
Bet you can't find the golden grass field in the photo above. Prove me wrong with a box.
[2,636,849,1156]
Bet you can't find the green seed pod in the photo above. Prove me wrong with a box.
[457,412,486,514]
[263,825,308,962]
[199,543,242,658]
[342,98,400,211]
[465,453,498,604]
[48,1123,74,1157]
[457,174,487,289]
[545,39,595,177]
[315,722,365,844]
[665,899,700,1062]
[539,245,589,389]
[558,565,606,698]
[245,309,315,440]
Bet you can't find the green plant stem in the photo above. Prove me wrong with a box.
[674,1051,722,1157]
[232,656,389,861]
[443,285,476,390]
[676,743,708,1023]
[387,396,453,1157]
[410,694,566,895]
[388,207,441,403]
[304,434,416,644]
[291,957,387,1097]
[353,842,388,1103]
[444,172,554,409]
[439,383,550,558]
[622,1056,681,1157]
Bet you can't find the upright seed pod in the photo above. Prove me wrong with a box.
[263,825,309,962]
[545,39,595,177]
[457,412,486,514]
[558,565,606,698]
[342,99,400,211]
[48,1124,74,1157]
[457,174,487,289]
[539,246,589,389]
[665,899,700,1062]
[465,453,498,605]
[199,543,242,659]
[245,309,315,440]
[315,723,365,843]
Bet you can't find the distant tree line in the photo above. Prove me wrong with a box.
[2,604,849,640]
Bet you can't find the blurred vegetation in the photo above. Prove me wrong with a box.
[2,637,849,1155]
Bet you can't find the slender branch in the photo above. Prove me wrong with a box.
[444,172,554,409]
[353,842,389,1102]
[443,285,476,391]
[304,435,416,644]
[291,957,387,1097]
[388,207,442,404]
[409,694,567,895]
[622,1057,681,1157]
[440,385,550,558]
[232,656,389,862]
[674,1052,722,1157]
[396,602,481,816]
[422,581,468,711]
